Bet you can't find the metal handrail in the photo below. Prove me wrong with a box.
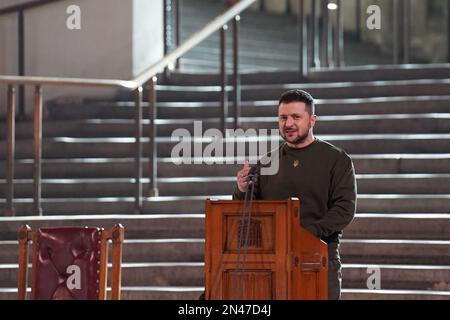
[0,75,136,88]
[0,0,256,89]
[134,0,255,87]
[1,0,257,217]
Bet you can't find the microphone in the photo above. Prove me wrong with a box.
[236,164,258,299]
[248,166,259,184]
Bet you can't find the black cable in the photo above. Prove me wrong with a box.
[234,179,250,299]
[239,180,256,299]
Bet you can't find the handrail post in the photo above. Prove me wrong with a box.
[33,85,43,216]
[298,0,308,78]
[402,0,410,64]
[134,86,143,213]
[233,15,241,129]
[355,0,361,42]
[6,85,16,216]
[148,77,159,197]
[393,0,400,64]
[334,0,344,68]
[309,0,319,68]
[448,0,450,63]
[18,10,25,120]
[163,0,170,57]
[175,0,182,70]
[163,0,172,79]
[220,25,228,134]
[321,0,330,68]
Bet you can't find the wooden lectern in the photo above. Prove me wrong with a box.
[205,198,328,300]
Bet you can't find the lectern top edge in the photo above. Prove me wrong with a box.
[206,197,300,203]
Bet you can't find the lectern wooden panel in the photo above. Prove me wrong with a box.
[205,199,328,300]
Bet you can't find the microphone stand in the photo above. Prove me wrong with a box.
[235,167,258,300]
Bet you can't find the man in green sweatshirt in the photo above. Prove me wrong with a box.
[233,89,357,300]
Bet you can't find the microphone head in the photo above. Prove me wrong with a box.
[248,166,259,183]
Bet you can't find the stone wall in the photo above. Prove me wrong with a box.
[0,0,164,117]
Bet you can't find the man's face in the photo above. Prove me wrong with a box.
[278,101,317,145]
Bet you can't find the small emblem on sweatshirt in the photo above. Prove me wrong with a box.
[293,160,300,168]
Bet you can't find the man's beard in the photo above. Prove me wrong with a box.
[281,127,310,145]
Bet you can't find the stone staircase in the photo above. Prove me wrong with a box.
[1,64,450,299]
[176,0,393,72]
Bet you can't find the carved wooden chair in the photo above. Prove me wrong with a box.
[17,224,124,300]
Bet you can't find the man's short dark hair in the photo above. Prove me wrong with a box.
[278,89,315,115]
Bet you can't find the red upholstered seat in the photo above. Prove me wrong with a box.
[17,224,124,300]
[34,227,102,300]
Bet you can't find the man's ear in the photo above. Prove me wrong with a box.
[310,115,318,127]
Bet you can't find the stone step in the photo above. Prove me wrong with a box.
[2,155,449,179]
[345,213,450,240]
[176,22,408,67]
[179,55,295,72]
[355,194,450,214]
[117,263,203,287]
[182,44,298,65]
[180,0,439,69]
[0,288,19,300]
[165,66,450,86]
[1,194,450,216]
[182,22,300,43]
[342,264,450,291]
[355,174,450,194]
[172,40,386,73]
[0,262,204,288]
[181,23,295,40]
[0,196,213,215]
[340,239,450,265]
[180,0,282,23]
[119,286,204,300]
[178,13,412,70]
[3,114,450,140]
[0,178,235,198]
[3,174,450,198]
[177,50,391,72]
[0,242,16,264]
[0,158,242,179]
[341,289,450,300]
[1,286,449,300]
[1,134,450,160]
[152,80,450,102]
[351,154,450,175]
[177,0,391,70]
[44,97,450,121]
[0,214,206,241]
[0,286,204,300]
[3,238,449,266]
[178,52,380,73]
[1,262,449,291]
[0,239,205,264]
[178,2,314,71]
[178,38,396,71]
[182,19,299,41]
[1,213,449,242]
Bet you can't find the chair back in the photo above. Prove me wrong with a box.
[17,224,124,300]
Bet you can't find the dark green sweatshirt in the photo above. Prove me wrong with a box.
[233,138,357,243]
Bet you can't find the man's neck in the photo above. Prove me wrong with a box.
[286,133,315,149]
